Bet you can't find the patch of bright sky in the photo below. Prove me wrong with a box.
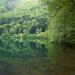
[16,0,41,8]
[14,0,43,15]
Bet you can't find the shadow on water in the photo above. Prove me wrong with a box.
[0,39,75,75]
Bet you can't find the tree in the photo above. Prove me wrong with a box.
[0,0,49,38]
[42,0,75,44]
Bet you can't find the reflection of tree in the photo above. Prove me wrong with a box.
[0,39,48,58]
[1,39,75,75]
[45,41,75,75]
[30,41,48,57]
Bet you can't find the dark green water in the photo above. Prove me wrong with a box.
[0,39,75,75]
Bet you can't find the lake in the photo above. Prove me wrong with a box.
[0,38,75,75]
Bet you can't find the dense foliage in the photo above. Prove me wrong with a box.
[0,0,49,39]
[42,0,75,44]
[0,0,75,45]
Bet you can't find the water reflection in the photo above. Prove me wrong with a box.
[30,42,47,57]
[0,39,75,75]
[0,39,48,58]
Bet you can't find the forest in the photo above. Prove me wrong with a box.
[0,0,75,45]
[0,0,75,75]
[0,0,49,41]
[42,0,75,45]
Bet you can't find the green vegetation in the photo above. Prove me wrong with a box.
[0,0,75,46]
[0,0,49,40]
[42,0,75,44]
[0,0,75,75]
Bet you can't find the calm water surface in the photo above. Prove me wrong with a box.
[0,39,75,75]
